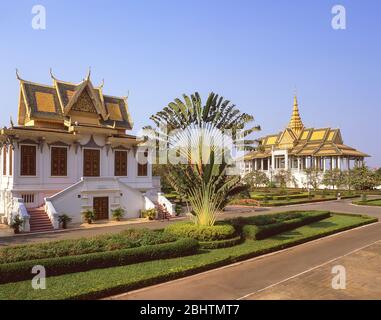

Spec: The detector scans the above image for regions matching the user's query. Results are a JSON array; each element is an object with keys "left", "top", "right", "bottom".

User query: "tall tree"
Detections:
[{"left": 146, "top": 92, "right": 260, "bottom": 226}]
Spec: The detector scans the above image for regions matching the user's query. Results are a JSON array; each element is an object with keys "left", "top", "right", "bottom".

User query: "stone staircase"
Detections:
[{"left": 28, "top": 207, "right": 54, "bottom": 233}]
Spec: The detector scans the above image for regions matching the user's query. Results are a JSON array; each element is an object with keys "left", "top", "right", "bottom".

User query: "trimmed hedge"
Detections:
[
  {"left": 164, "top": 222, "right": 236, "bottom": 241},
  {"left": 228, "top": 211, "right": 317, "bottom": 229},
  {"left": 242, "top": 211, "right": 331, "bottom": 240},
  {"left": 0, "top": 228, "right": 177, "bottom": 265},
  {"left": 251, "top": 193, "right": 309, "bottom": 201},
  {"left": 199, "top": 236, "right": 242, "bottom": 249},
  {"left": 0, "top": 238, "right": 199, "bottom": 285}
]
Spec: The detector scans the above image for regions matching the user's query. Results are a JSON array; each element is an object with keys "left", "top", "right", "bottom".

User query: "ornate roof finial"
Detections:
[
  {"left": 86, "top": 67, "right": 91, "bottom": 81},
  {"left": 15, "top": 68, "right": 23, "bottom": 81},
  {"left": 49, "top": 68, "right": 57, "bottom": 81},
  {"left": 99, "top": 78, "right": 104, "bottom": 89},
  {"left": 288, "top": 92, "right": 304, "bottom": 135}
]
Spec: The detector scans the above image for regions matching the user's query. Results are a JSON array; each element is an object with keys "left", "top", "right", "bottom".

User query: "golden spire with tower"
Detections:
[{"left": 288, "top": 94, "right": 304, "bottom": 136}]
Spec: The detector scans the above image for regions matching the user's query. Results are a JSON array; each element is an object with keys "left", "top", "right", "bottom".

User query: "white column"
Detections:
[
  {"left": 254, "top": 159, "right": 257, "bottom": 171},
  {"left": 323, "top": 157, "right": 326, "bottom": 172},
  {"left": 261, "top": 158, "right": 264, "bottom": 171},
  {"left": 338, "top": 157, "right": 341, "bottom": 170},
  {"left": 297, "top": 157, "right": 301, "bottom": 171},
  {"left": 285, "top": 153, "right": 288, "bottom": 170},
  {"left": 271, "top": 153, "right": 275, "bottom": 170}
]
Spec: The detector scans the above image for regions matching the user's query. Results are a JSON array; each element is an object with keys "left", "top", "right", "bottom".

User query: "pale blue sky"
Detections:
[{"left": 0, "top": 0, "right": 379, "bottom": 166}]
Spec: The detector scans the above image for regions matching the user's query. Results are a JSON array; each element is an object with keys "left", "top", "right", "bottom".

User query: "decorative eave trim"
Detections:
[{"left": 80, "top": 135, "right": 104, "bottom": 149}]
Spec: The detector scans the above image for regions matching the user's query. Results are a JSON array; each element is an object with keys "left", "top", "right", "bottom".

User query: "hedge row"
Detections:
[
  {"left": 242, "top": 211, "right": 331, "bottom": 240},
  {"left": 0, "top": 228, "right": 177, "bottom": 265},
  {"left": 251, "top": 193, "right": 309, "bottom": 201},
  {"left": 0, "top": 238, "right": 199, "bottom": 285},
  {"left": 199, "top": 236, "right": 243, "bottom": 249},
  {"left": 263, "top": 195, "right": 358, "bottom": 207},
  {"left": 164, "top": 222, "right": 236, "bottom": 241}
]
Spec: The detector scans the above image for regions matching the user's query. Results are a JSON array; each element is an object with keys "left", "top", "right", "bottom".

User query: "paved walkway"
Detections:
[
  {"left": 248, "top": 240, "right": 381, "bottom": 300},
  {"left": 108, "top": 222, "right": 381, "bottom": 300},
  {"left": 1, "top": 197, "right": 380, "bottom": 247}
]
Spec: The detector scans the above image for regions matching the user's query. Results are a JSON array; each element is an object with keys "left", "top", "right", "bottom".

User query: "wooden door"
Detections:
[
  {"left": 83, "top": 149, "right": 100, "bottom": 177},
  {"left": 93, "top": 197, "right": 109, "bottom": 220}
]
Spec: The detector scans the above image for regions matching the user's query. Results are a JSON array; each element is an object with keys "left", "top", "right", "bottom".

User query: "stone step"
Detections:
[{"left": 27, "top": 207, "right": 54, "bottom": 233}]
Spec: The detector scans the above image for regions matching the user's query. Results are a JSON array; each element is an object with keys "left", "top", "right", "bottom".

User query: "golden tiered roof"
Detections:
[
  {"left": 16, "top": 70, "right": 133, "bottom": 131},
  {"left": 245, "top": 96, "right": 369, "bottom": 160}
]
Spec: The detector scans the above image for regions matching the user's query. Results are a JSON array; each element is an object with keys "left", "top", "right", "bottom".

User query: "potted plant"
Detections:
[
  {"left": 10, "top": 215, "right": 23, "bottom": 234},
  {"left": 58, "top": 214, "right": 72, "bottom": 229},
  {"left": 111, "top": 208, "right": 125, "bottom": 221},
  {"left": 175, "top": 204, "right": 182, "bottom": 216},
  {"left": 82, "top": 209, "right": 95, "bottom": 224}
]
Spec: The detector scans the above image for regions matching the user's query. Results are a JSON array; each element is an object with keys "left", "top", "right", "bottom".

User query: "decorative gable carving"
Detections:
[
  {"left": 278, "top": 129, "right": 296, "bottom": 149},
  {"left": 71, "top": 89, "right": 97, "bottom": 114}
]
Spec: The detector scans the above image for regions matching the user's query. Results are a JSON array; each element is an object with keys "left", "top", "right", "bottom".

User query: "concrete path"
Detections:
[
  {"left": 108, "top": 222, "right": 381, "bottom": 300},
  {"left": 1, "top": 197, "right": 380, "bottom": 246}
]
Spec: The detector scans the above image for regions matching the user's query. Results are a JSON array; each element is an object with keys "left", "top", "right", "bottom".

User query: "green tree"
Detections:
[
  {"left": 304, "top": 168, "right": 322, "bottom": 191},
  {"left": 322, "top": 169, "right": 343, "bottom": 190},
  {"left": 274, "top": 169, "right": 296, "bottom": 189},
  {"left": 147, "top": 92, "right": 260, "bottom": 226},
  {"left": 350, "top": 167, "right": 378, "bottom": 190},
  {"left": 243, "top": 170, "right": 269, "bottom": 190}
]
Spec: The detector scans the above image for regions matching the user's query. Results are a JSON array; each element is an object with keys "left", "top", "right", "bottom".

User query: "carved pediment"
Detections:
[{"left": 71, "top": 89, "right": 97, "bottom": 114}]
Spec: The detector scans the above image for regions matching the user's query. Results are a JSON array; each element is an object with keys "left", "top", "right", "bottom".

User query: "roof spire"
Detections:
[
  {"left": 49, "top": 68, "right": 57, "bottom": 81},
  {"left": 288, "top": 92, "right": 304, "bottom": 135}
]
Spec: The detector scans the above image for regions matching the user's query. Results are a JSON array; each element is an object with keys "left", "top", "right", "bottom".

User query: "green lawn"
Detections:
[
  {"left": 0, "top": 213, "right": 376, "bottom": 300},
  {"left": 353, "top": 199, "right": 381, "bottom": 207}
]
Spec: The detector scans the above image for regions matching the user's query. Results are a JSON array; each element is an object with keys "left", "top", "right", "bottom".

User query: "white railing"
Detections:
[
  {"left": 45, "top": 200, "right": 60, "bottom": 229},
  {"left": 11, "top": 197, "right": 30, "bottom": 232},
  {"left": 46, "top": 179, "right": 84, "bottom": 202},
  {"left": 143, "top": 195, "right": 156, "bottom": 211}
]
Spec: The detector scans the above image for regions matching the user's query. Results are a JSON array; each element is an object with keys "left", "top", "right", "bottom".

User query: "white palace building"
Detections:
[
  {"left": 0, "top": 72, "right": 173, "bottom": 233},
  {"left": 243, "top": 95, "right": 369, "bottom": 188}
]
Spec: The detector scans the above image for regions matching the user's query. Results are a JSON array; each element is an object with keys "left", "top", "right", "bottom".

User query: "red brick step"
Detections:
[{"left": 27, "top": 207, "right": 54, "bottom": 233}]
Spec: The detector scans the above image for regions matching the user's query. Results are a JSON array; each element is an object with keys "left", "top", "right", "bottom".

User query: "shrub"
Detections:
[
  {"left": 229, "top": 199, "right": 261, "bottom": 206},
  {"left": 199, "top": 236, "right": 242, "bottom": 249},
  {"left": 0, "top": 238, "right": 199, "bottom": 284},
  {"left": 164, "top": 222, "right": 236, "bottom": 241},
  {"left": 141, "top": 208, "right": 157, "bottom": 220},
  {"left": 175, "top": 204, "right": 182, "bottom": 216},
  {"left": 111, "top": 208, "right": 125, "bottom": 221},
  {"left": 0, "top": 229, "right": 177, "bottom": 264},
  {"left": 242, "top": 211, "right": 331, "bottom": 240}
]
